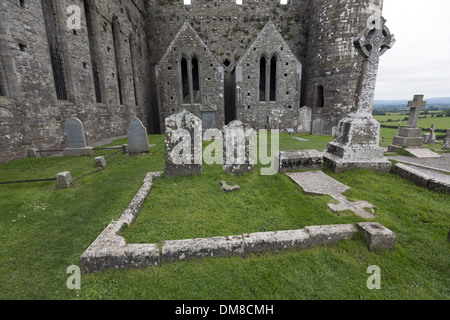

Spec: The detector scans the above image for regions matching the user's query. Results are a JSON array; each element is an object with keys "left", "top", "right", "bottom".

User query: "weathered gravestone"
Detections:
[
  {"left": 298, "top": 106, "right": 312, "bottom": 134},
  {"left": 165, "top": 110, "right": 202, "bottom": 178},
  {"left": 63, "top": 117, "right": 94, "bottom": 157},
  {"left": 428, "top": 125, "right": 436, "bottom": 144},
  {"left": 443, "top": 130, "right": 450, "bottom": 150},
  {"left": 388, "top": 95, "right": 426, "bottom": 152},
  {"left": 127, "top": 117, "right": 149, "bottom": 154},
  {"left": 324, "top": 17, "right": 395, "bottom": 173},
  {"left": 223, "top": 120, "right": 256, "bottom": 175}
]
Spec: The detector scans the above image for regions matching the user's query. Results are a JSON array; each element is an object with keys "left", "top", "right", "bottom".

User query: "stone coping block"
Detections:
[
  {"left": 95, "top": 156, "right": 107, "bottom": 169},
  {"left": 161, "top": 235, "right": 246, "bottom": 263},
  {"left": 356, "top": 222, "right": 396, "bottom": 251},
  {"left": 394, "top": 163, "right": 450, "bottom": 194}
]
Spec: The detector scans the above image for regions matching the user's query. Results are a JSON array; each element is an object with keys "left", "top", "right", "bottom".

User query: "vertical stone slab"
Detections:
[
  {"left": 65, "top": 117, "right": 87, "bottom": 148},
  {"left": 63, "top": 117, "right": 94, "bottom": 157},
  {"left": 222, "top": 120, "right": 256, "bottom": 175},
  {"left": 127, "top": 117, "right": 149, "bottom": 154},
  {"left": 165, "top": 110, "right": 202, "bottom": 178},
  {"left": 298, "top": 106, "right": 312, "bottom": 134}
]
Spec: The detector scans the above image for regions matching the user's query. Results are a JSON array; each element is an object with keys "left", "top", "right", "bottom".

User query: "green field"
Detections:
[
  {"left": 374, "top": 114, "right": 450, "bottom": 131},
  {"left": 0, "top": 133, "right": 449, "bottom": 300}
]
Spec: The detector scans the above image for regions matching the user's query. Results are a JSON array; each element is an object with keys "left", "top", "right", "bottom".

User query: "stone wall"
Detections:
[
  {"left": 0, "top": 0, "right": 152, "bottom": 163},
  {"left": 146, "top": 0, "right": 312, "bottom": 132},
  {"left": 234, "top": 21, "right": 302, "bottom": 130}
]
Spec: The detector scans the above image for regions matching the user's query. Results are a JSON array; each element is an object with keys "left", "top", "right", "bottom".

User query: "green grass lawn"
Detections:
[{"left": 0, "top": 133, "right": 449, "bottom": 300}]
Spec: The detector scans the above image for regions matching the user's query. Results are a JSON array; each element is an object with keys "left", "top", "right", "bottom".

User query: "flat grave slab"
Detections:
[
  {"left": 405, "top": 148, "right": 441, "bottom": 158},
  {"left": 286, "top": 171, "right": 376, "bottom": 219}
]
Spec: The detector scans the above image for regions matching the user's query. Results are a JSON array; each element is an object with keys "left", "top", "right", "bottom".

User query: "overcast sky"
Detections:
[{"left": 375, "top": 0, "right": 450, "bottom": 100}]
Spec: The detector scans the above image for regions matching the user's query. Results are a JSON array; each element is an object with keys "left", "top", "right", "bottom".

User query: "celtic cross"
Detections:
[{"left": 353, "top": 17, "right": 395, "bottom": 116}]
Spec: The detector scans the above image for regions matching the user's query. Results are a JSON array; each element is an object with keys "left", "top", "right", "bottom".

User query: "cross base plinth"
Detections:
[
  {"left": 324, "top": 116, "right": 391, "bottom": 173},
  {"left": 324, "top": 152, "right": 392, "bottom": 174}
]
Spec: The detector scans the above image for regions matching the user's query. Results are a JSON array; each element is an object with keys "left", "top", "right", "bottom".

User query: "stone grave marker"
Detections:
[
  {"left": 443, "top": 130, "right": 450, "bottom": 150},
  {"left": 286, "top": 171, "right": 376, "bottom": 219},
  {"left": 388, "top": 95, "right": 426, "bottom": 152},
  {"left": 428, "top": 125, "right": 436, "bottom": 144},
  {"left": 165, "top": 110, "right": 202, "bottom": 178},
  {"left": 323, "top": 17, "right": 395, "bottom": 173},
  {"left": 127, "top": 117, "right": 150, "bottom": 154},
  {"left": 298, "top": 106, "right": 312, "bottom": 134},
  {"left": 223, "top": 120, "right": 256, "bottom": 175},
  {"left": 63, "top": 117, "right": 94, "bottom": 157}
]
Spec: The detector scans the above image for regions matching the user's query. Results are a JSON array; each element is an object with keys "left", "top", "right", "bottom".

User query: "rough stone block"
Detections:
[
  {"left": 56, "top": 171, "right": 72, "bottom": 189},
  {"left": 305, "top": 225, "right": 358, "bottom": 247},
  {"left": 276, "top": 150, "right": 323, "bottom": 172},
  {"left": 357, "top": 222, "right": 396, "bottom": 251},
  {"left": 28, "top": 148, "right": 40, "bottom": 158},
  {"left": 95, "top": 156, "right": 107, "bottom": 169}
]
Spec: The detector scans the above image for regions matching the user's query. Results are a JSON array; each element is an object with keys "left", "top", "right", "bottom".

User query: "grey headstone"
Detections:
[
  {"left": 202, "top": 111, "right": 216, "bottom": 130},
  {"left": 127, "top": 117, "right": 149, "bottom": 154},
  {"left": 65, "top": 117, "right": 87, "bottom": 148},
  {"left": 223, "top": 120, "right": 256, "bottom": 175},
  {"left": 298, "top": 106, "right": 312, "bottom": 134},
  {"left": 165, "top": 110, "right": 202, "bottom": 178}
]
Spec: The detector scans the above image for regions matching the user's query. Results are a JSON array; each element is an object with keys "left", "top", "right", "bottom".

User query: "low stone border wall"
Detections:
[
  {"left": 81, "top": 172, "right": 396, "bottom": 274},
  {"left": 393, "top": 163, "right": 450, "bottom": 194}
]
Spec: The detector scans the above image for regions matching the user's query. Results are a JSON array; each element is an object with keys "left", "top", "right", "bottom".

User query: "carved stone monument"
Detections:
[
  {"left": 324, "top": 17, "right": 395, "bottom": 173},
  {"left": 63, "top": 117, "right": 94, "bottom": 157},
  {"left": 164, "top": 110, "right": 202, "bottom": 178},
  {"left": 222, "top": 120, "right": 256, "bottom": 175},
  {"left": 127, "top": 117, "right": 150, "bottom": 154},
  {"left": 442, "top": 130, "right": 450, "bottom": 150},
  {"left": 388, "top": 95, "right": 426, "bottom": 152}
]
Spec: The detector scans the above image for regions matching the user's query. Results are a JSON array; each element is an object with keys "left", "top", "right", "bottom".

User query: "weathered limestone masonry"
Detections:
[
  {"left": 234, "top": 21, "right": 302, "bottom": 130},
  {"left": 155, "top": 21, "right": 225, "bottom": 132},
  {"left": 2, "top": 0, "right": 386, "bottom": 163},
  {"left": 147, "top": 0, "right": 383, "bottom": 135},
  {"left": 0, "top": 0, "right": 152, "bottom": 163}
]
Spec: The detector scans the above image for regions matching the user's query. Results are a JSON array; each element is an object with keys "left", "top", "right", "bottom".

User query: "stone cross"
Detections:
[
  {"left": 353, "top": 17, "right": 395, "bottom": 116},
  {"left": 406, "top": 95, "right": 427, "bottom": 128},
  {"left": 429, "top": 124, "right": 436, "bottom": 144}
]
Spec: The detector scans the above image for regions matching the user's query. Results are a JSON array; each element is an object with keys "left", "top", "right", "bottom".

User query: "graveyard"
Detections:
[
  {"left": 0, "top": 0, "right": 449, "bottom": 303},
  {"left": 0, "top": 129, "right": 449, "bottom": 299}
]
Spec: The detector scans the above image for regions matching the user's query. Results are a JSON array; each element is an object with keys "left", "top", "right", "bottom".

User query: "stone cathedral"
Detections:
[{"left": 0, "top": 0, "right": 384, "bottom": 163}]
